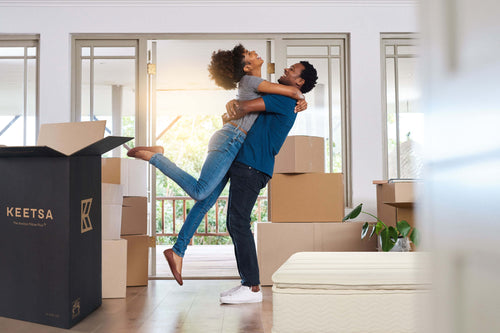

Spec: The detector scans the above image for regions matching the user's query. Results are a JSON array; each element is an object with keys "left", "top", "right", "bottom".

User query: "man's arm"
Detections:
[
  {"left": 225, "top": 96, "right": 307, "bottom": 120},
  {"left": 225, "top": 98, "right": 266, "bottom": 120}
]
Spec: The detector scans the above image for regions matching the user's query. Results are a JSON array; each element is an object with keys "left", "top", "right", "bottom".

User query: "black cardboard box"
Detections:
[{"left": 0, "top": 121, "right": 131, "bottom": 328}]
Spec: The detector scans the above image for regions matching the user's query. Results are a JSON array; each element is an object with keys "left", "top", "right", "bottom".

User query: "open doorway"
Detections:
[{"left": 149, "top": 39, "right": 270, "bottom": 278}]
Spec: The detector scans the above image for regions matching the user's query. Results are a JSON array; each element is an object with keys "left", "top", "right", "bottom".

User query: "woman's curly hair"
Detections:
[{"left": 208, "top": 44, "right": 246, "bottom": 90}]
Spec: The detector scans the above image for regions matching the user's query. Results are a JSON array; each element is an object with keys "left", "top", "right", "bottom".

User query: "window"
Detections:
[
  {"left": 382, "top": 34, "right": 422, "bottom": 179},
  {"left": 73, "top": 39, "right": 138, "bottom": 157},
  {"left": 0, "top": 35, "right": 39, "bottom": 146},
  {"left": 277, "top": 36, "right": 351, "bottom": 206}
]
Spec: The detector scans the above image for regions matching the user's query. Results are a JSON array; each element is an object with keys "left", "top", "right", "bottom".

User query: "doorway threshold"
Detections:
[{"left": 152, "top": 244, "right": 239, "bottom": 280}]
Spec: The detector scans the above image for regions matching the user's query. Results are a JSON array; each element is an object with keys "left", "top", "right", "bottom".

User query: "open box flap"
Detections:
[
  {"left": 72, "top": 136, "right": 133, "bottom": 156},
  {"left": 37, "top": 121, "right": 106, "bottom": 155},
  {"left": 384, "top": 202, "right": 414, "bottom": 208},
  {"left": 0, "top": 146, "right": 66, "bottom": 157}
]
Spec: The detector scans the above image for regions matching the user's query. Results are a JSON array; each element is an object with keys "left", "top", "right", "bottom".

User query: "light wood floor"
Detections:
[
  {"left": 0, "top": 280, "right": 273, "bottom": 333},
  {"left": 155, "top": 245, "right": 239, "bottom": 279}
]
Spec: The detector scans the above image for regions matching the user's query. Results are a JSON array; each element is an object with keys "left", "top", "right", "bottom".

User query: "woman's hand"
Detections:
[{"left": 294, "top": 99, "right": 308, "bottom": 113}]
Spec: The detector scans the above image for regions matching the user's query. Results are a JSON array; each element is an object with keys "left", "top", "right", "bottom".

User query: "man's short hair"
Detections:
[{"left": 299, "top": 61, "right": 318, "bottom": 94}]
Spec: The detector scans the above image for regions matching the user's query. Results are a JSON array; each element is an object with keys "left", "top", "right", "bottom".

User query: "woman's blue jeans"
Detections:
[{"left": 149, "top": 123, "right": 246, "bottom": 257}]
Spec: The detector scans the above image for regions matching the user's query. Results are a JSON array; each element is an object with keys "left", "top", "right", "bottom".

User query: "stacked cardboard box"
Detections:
[
  {"left": 102, "top": 158, "right": 149, "bottom": 287},
  {"left": 373, "top": 180, "right": 415, "bottom": 227},
  {"left": 102, "top": 158, "right": 148, "bottom": 197},
  {"left": 102, "top": 238, "right": 127, "bottom": 298},
  {"left": 102, "top": 183, "right": 123, "bottom": 240},
  {"left": 268, "top": 135, "right": 345, "bottom": 222},
  {"left": 101, "top": 183, "right": 127, "bottom": 298},
  {"left": 257, "top": 135, "right": 376, "bottom": 285},
  {"left": 256, "top": 222, "right": 377, "bottom": 285},
  {"left": 0, "top": 121, "right": 130, "bottom": 328}
]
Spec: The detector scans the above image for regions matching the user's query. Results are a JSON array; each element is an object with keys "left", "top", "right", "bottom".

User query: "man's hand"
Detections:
[
  {"left": 225, "top": 99, "right": 245, "bottom": 120},
  {"left": 221, "top": 113, "right": 230, "bottom": 124},
  {"left": 294, "top": 99, "right": 308, "bottom": 113}
]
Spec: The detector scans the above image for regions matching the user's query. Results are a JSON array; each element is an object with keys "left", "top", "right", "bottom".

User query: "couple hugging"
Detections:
[{"left": 128, "top": 44, "right": 318, "bottom": 304}]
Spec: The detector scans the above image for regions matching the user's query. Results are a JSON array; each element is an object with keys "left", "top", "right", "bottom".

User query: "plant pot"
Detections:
[{"left": 378, "top": 236, "right": 412, "bottom": 252}]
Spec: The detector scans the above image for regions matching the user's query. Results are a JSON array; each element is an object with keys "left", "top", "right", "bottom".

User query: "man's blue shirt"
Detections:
[{"left": 235, "top": 94, "right": 297, "bottom": 177}]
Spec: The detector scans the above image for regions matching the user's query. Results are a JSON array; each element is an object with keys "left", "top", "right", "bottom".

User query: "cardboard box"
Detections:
[
  {"left": 121, "top": 235, "right": 149, "bottom": 286},
  {"left": 102, "top": 183, "right": 123, "bottom": 205},
  {"left": 121, "top": 196, "right": 147, "bottom": 235},
  {"left": 102, "top": 239, "right": 127, "bottom": 298},
  {"left": 102, "top": 183, "right": 123, "bottom": 240},
  {"left": 385, "top": 202, "right": 415, "bottom": 228},
  {"left": 256, "top": 222, "right": 377, "bottom": 286},
  {"left": 0, "top": 121, "right": 131, "bottom": 328},
  {"left": 102, "top": 205, "right": 122, "bottom": 240},
  {"left": 274, "top": 135, "right": 325, "bottom": 173},
  {"left": 268, "top": 173, "right": 344, "bottom": 222},
  {"left": 373, "top": 180, "right": 415, "bottom": 227},
  {"left": 102, "top": 158, "right": 148, "bottom": 197}
]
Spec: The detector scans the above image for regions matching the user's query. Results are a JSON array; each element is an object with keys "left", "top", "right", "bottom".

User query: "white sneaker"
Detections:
[
  {"left": 220, "top": 284, "right": 243, "bottom": 297},
  {"left": 220, "top": 286, "right": 262, "bottom": 304}
]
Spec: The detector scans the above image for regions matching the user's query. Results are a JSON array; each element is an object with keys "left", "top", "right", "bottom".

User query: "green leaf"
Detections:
[
  {"left": 369, "top": 225, "right": 376, "bottom": 238},
  {"left": 410, "top": 228, "right": 420, "bottom": 246},
  {"left": 388, "top": 226, "right": 399, "bottom": 243},
  {"left": 380, "top": 228, "right": 397, "bottom": 252},
  {"left": 343, "top": 203, "right": 363, "bottom": 221},
  {"left": 361, "top": 222, "right": 369, "bottom": 239},
  {"left": 396, "top": 220, "right": 411, "bottom": 238},
  {"left": 374, "top": 221, "right": 385, "bottom": 235}
]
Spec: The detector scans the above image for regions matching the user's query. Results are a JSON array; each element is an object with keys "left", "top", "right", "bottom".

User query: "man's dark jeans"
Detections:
[{"left": 227, "top": 161, "right": 271, "bottom": 287}]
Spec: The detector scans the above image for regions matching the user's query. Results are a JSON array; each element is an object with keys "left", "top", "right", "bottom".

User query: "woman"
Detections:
[{"left": 127, "top": 44, "right": 306, "bottom": 285}]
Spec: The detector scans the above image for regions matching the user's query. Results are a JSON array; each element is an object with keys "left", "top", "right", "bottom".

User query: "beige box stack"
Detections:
[
  {"left": 256, "top": 222, "right": 377, "bottom": 285},
  {"left": 258, "top": 135, "right": 376, "bottom": 285},
  {"left": 102, "top": 158, "right": 149, "bottom": 287},
  {"left": 102, "top": 183, "right": 123, "bottom": 240},
  {"left": 102, "top": 239, "right": 127, "bottom": 298},
  {"left": 268, "top": 135, "right": 345, "bottom": 222},
  {"left": 101, "top": 183, "right": 127, "bottom": 298}
]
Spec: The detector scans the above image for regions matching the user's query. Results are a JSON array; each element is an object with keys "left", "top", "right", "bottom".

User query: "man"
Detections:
[{"left": 219, "top": 61, "right": 318, "bottom": 304}]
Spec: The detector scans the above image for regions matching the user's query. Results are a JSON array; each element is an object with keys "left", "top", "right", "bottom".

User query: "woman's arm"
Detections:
[{"left": 257, "top": 81, "right": 304, "bottom": 100}]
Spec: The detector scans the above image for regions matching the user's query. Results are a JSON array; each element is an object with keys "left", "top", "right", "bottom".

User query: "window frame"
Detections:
[
  {"left": 72, "top": 39, "right": 139, "bottom": 153},
  {"left": 275, "top": 35, "right": 351, "bottom": 207},
  {"left": 381, "top": 33, "right": 419, "bottom": 179},
  {"left": 0, "top": 34, "right": 40, "bottom": 145}
]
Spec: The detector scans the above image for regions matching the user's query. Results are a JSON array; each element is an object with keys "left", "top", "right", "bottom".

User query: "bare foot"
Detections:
[
  {"left": 163, "top": 249, "right": 183, "bottom": 286},
  {"left": 127, "top": 146, "right": 164, "bottom": 158}
]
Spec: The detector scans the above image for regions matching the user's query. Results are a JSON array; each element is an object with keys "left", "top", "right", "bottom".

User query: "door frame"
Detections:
[{"left": 71, "top": 33, "right": 350, "bottom": 277}]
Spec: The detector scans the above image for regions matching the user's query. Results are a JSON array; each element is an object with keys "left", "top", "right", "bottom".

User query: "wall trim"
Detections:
[{"left": 0, "top": 0, "right": 417, "bottom": 7}]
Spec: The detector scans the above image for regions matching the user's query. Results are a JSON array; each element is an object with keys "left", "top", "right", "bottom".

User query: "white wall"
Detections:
[{"left": 0, "top": 0, "right": 418, "bottom": 214}]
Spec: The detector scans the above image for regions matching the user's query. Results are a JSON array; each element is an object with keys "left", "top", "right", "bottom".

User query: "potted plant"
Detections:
[{"left": 343, "top": 203, "right": 420, "bottom": 252}]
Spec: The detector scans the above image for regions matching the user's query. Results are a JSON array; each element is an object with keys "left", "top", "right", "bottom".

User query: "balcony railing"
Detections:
[{"left": 156, "top": 196, "right": 267, "bottom": 237}]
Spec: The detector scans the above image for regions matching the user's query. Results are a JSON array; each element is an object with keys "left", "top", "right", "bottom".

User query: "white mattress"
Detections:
[{"left": 272, "top": 252, "right": 431, "bottom": 333}]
